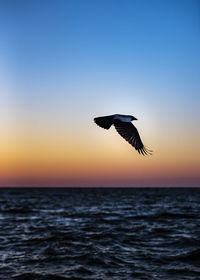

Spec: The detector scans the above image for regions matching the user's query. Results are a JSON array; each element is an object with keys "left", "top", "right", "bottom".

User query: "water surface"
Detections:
[{"left": 0, "top": 188, "right": 200, "bottom": 280}]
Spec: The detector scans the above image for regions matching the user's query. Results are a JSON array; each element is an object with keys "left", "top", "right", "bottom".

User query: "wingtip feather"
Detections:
[{"left": 137, "top": 146, "right": 153, "bottom": 156}]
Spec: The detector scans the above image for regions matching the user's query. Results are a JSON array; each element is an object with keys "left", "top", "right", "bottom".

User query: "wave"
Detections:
[{"left": 12, "top": 273, "right": 88, "bottom": 280}]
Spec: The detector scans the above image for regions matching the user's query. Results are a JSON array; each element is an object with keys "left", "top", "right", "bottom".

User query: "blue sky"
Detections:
[{"left": 3, "top": 0, "right": 199, "bottom": 110}]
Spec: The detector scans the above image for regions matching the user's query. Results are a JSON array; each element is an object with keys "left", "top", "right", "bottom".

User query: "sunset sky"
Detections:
[{"left": 0, "top": 0, "right": 200, "bottom": 187}]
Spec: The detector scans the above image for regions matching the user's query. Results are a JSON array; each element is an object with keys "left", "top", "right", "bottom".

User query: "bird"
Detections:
[{"left": 94, "top": 114, "right": 152, "bottom": 156}]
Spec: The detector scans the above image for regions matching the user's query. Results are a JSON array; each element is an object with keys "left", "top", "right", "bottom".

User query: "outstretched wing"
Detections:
[
  {"left": 114, "top": 120, "right": 152, "bottom": 155},
  {"left": 94, "top": 115, "right": 114, "bottom": 129}
]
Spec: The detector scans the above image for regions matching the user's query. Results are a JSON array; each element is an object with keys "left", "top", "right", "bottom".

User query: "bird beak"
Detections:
[{"left": 133, "top": 117, "right": 137, "bottom": 120}]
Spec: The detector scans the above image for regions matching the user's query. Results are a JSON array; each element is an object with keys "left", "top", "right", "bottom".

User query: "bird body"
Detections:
[
  {"left": 94, "top": 114, "right": 152, "bottom": 156},
  {"left": 113, "top": 114, "right": 136, "bottom": 122}
]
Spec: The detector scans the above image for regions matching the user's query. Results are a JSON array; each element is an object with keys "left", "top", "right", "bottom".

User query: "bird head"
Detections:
[{"left": 131, "top": 116, "right": 137, "bottom": 121}]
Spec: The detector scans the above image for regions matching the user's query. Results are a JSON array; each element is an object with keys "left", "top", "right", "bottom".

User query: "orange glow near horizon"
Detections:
[{"left": 1, "top": 121, "right": 200, "bottom": 187}]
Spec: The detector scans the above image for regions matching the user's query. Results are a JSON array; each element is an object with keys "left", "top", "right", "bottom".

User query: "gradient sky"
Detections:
[{"left": 0, "top": 0, "right": 200, "bottom": 187}]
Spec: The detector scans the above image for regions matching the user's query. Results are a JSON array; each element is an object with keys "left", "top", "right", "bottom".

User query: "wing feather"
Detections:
[{"left": 114, "top": 120, "right": 152, "bottom": 156}]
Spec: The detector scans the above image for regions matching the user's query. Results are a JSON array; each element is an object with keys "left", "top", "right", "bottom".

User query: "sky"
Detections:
[{"left": 0, "top": 0, "right": 200, "bottom": 187}]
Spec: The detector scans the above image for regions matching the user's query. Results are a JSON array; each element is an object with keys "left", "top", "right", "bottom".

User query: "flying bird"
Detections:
[{"left": 94, "top": 114, "right": 152, "bottom": 156}]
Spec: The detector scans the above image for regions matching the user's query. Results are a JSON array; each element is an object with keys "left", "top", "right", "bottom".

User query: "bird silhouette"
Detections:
[{"left": 94, "top": 114, "right": 152, "bottom": 156}]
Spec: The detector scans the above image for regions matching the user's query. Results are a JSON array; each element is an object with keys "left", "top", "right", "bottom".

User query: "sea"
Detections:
[{"left": 0, "top": 187, "right": 200, "bottom": 280}]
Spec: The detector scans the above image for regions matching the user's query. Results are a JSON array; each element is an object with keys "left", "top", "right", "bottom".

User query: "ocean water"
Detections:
[{"left": 0, "top": 188, "right": 200, "bottom": 280}]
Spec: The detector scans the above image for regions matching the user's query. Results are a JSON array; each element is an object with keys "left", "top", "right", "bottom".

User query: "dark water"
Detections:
[{"left": 0, "top": 188, "right": 200, "bottom": 280}]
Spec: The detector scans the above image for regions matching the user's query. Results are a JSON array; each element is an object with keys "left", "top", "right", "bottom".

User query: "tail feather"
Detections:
[{"left": 94, "top": 116, "right": 113, "bottom": 129}]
